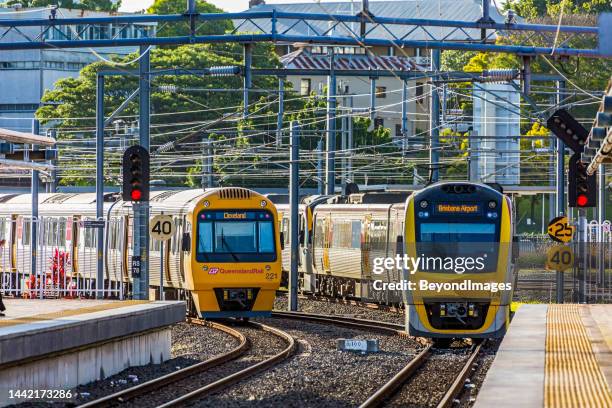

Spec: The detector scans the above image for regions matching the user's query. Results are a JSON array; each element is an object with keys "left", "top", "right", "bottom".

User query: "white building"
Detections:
[
  {"left": 0, "top": 6, "right": 156, "bottom": 133},
  {"left": 238, "top": 0, "right": 507, "bottom": 144}
]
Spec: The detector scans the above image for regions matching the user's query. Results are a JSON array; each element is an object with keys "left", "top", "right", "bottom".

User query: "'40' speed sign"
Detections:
[{"left": 150, "top": 214, "right": 175, "bottom": 241}]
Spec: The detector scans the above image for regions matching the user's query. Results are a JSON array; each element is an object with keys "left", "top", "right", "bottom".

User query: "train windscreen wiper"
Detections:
[{"left": 221, "top": 231, "right": 239, "bottom": 262}]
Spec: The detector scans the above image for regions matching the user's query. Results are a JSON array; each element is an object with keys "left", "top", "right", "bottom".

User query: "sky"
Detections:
[{"left": 119, "top": 0, "right": 347, "bottom": 13}]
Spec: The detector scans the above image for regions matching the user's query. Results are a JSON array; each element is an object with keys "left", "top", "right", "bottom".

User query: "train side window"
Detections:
[
  {"left": 0, "top": 218, "right": 5, "bottom": 240},
  {"left": 23, "top": 219, "right": 31, "bottom": 245},
  {"left": 351, "top": 220, "right": 361, "bottom": 248},
  {"left": 313, "top": 217, "right": 324, "bottom": 248}
]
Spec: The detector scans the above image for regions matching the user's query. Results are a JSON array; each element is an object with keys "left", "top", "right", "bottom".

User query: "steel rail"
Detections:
[
  {"left": 156, "top": 321, "right": 297, "bottom": 408},
  {"left": 271, "top": 310, "right": 406, "bottom": 335},
  {"left": 77, "top": 320, "right": 248, "bottom": 408},
  {"left": 359, "top": 344, "right": 433, "bottom": 408},
  {"left": 436, "top": 342, "right": 484, "bottom": 408}
]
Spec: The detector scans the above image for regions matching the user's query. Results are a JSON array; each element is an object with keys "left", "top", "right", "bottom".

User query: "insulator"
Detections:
[
  {"left": 481, "top": 69, "right": 517, "bottom": 83},
  {"left": 596, "top": 112, "right": 612, "bottom": 127},
  {"left": 208, "top": 66, "right": 240, "bottom": 77},
  {"left": 156, "top": 141, "right": 175, "bottom": 153},
  {"left": 159, "top": 85, "right": 178, "bottom": 93}
]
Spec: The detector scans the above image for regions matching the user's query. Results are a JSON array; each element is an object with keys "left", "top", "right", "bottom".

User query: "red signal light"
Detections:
[
  {"left": 576, "top": 194, "right": 589, "bottom": 207},
  {"left": 131, "top": 189, "right": 142, "bottom": 201}
]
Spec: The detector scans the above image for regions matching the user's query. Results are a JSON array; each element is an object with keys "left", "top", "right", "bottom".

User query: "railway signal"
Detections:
[
  {"left": 568, "top": 153, "right": 596, "bottom": 208},
  {"left": 122, "top": 145, "right": 150, "bottom": 202},
  {"left": 546, "top": 109, "right": 589, "bottom": 153}
]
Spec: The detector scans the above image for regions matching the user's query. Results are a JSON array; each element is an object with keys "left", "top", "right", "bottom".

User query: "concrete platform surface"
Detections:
[
  {"left": 0, "top": 298, "right": 185, "bottom": 366},
  {"left": 475, "top": 304, "right": 612, "bottom": 408}
]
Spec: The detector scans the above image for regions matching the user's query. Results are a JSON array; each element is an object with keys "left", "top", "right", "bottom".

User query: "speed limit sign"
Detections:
[
  {"left": 150, "top": 214, "right": 175, "bottom": 241},
  {"left": 546, "top": 245, "right": 574, "bottom": 272}
]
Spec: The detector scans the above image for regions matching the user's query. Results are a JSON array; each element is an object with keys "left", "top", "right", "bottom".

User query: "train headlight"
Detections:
[
  {"left": 265, "top": 265, "right": 271, "bottom": 271},
  {"left": 203, "top": 200, "right": 210, "bottom": 208},
  {"left": 488, "top": 200, "right": 497, "bottom": 209},
  {"left": 440, "top": 304, "right": 446, "bottom": 316},
  {"left": 203, "top": 265, "right": 209, "bottom": 272},
  {"left": 420, "top": 200, "right": 428, "bottom": 208},
  {"left": 260, "top": 200, "right": 267, "bottom": 207}
]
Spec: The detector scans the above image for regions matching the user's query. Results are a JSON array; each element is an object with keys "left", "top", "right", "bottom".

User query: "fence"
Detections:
[
  {"left": 516, "top": 220, "right": 612, "bottom": 303},
  {"left": 0, "top": 216, "right": 126, "bottom": 299}
]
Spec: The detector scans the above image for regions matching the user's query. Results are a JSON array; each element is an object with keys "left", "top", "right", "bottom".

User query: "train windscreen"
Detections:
[
  {"left": 196, "top": 210, "right": 276, "bottom": 262},
  {"left": 419, "top": 223, "right": 496, "bottom": 242}
]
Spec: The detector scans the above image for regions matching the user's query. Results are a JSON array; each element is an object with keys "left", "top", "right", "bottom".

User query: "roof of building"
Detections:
[
  {"left": 281, "top": 48, "right": 425, "bottom": 71},
  {"left": 0, "top": 6, "right": 154, "bottom": 22},
  {"left": 238, "top": 0, "right": 505, "bottom": 42}
]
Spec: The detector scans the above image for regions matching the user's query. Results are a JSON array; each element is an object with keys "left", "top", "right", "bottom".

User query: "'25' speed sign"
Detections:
[{"left": 150, "top": 214, "right": 175, "bottom": 241}]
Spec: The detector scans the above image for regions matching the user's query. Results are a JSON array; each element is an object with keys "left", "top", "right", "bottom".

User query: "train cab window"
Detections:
[
  {"left": 195, "top": 210, "right": 276, "bottom": 262},
  {"left": 418, "top": 223, "right": 498, "bottom": 270},
  {"left": 23, "top": 219, "right": 31, "bottom": 245},
  {"left": 419, "top": 223, "right": 495, "bottom": 242}
]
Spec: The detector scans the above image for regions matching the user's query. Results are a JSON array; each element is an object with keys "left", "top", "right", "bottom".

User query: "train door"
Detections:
[{"left": 323, "top": 216, "right": 331, "bottom": 273}]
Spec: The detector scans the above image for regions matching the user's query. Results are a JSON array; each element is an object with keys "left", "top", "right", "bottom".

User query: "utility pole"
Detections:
[
  {"left": 326, "top": 47, "right": 336, "bottom": 195},
  {"left": 348, "top": 96, "right": 353, "bottom": 183},
  {"left": 430, "top": 50, "right": 441, "bottom": 182},
  {"left": 402, "top": 79, "right": 408, "bottom": 153},
  {"left": 369, "top": 76, "right": 376, "bottom": 130},
  {"left": 277, "top": 77, "right": 285, "bottom": 147},
  {"left": 289, "top": 122, "right": 299, "bottom": 311},
  {"left": 201, "top": 135, "right": 213, "bottom": 189},
  {"left": 555, "top": 80, "right": 566, "bottom": 303},
  {"left": 243, "top": 44, "right": 252, "bottom": 118},
  {"left": 95, "top": 75, "right": 105, "bottom": 299},
  {"left": 133, "top": 45, "right": 150, "bottom": 300},
  {"left": 31, "top": 119, "right": 40, "bottom": 299},
  {"left": 597, "top": 164, "right": 605, "bottom": 286},
  {"left": 317, "top": 139, "right": 324, "bottom": 195}
]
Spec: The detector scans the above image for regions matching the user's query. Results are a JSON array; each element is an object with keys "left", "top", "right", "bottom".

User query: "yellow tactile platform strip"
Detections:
[
  {"left": 545, "top": 304, "right": 612, "bottom": 408},
  {"left": 0, "top": 300, "right": 149, "bottom": 329}
]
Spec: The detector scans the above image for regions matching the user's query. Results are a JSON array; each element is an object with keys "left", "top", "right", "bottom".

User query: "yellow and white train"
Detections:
[
  {"left": 0, "top": 187, "right": 283, "bottom": 318},
  {"left": 276, "top": 182, "right": 516, "bottom": 339}
]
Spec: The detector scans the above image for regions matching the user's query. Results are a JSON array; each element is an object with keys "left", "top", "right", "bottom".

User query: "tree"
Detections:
[
  {"left": 147, "top": 0, "right": 232, "bottom": 37},
  {"left": 7, "top": 0, "right": 120, "bottom": 11},
  {"left": 36, "top": 42, "right": 281, "bottom": 186}
]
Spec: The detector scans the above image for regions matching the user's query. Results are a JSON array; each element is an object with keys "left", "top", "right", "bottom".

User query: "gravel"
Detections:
[
  {"left": 387, "top": 342, "right": 473, "bottom": 408},
  {"left": 275, "top": 294, "right": 405, "bottom": 325},
  {"left": 458, "top": 339, "right": 502, "bottom": 408},
  {"left": 189, "top": 316, "right": 423, "bottom": 408},
  {"left": 10, "top": 322, "right": 240, "bottom": 408},
  {"left": 123, "top": 323, "right": 288, "bottom": 407}
]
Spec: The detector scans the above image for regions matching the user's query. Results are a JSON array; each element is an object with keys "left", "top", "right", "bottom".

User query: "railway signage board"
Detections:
[
  {"left": 547, "top": 216, "right": 575, "bottom": 243},
  {"left": 81, "top": 220, "right": 105, "bottom": 229},
  {"left": 546, "top": 245, "right": 574, "bottom": 272},
  {"left": 336, "top": 338, "right": 379, "bottom": 353},
  {"left": 150, "top": 215, "right": 175, "bottom": 241},
  {"left": 131, "top": 256, "right": 142, "bottom": 278}
]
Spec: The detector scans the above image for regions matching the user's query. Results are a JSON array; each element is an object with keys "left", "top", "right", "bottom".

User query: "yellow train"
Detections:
[
  {"left": 275, "top": 182, "right": 515, "bottom": 339},
  {"left": 404, "top": 182, "right": 515, "bottom": 339},
  {"left": 0, "top": 187, "right": 282, "bottom": 319}
]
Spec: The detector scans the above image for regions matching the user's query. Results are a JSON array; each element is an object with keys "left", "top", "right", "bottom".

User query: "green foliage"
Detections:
[
  {"left": 7, "top": 0, "right": 119, "bottom": 11},
  {"left": 36, "top": 42, "right": 280, "bottom": 186},
  {"left": 147, "top": 0, "right": 232, "bottom": 37}
]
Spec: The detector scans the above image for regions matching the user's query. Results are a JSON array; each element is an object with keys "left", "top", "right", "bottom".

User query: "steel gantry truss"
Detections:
[{"left": 0, "top": 1, "right": 609, "bottom": 58}]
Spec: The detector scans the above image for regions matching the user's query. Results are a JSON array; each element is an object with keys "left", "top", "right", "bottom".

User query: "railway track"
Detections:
[
  {"left": 78, "top": 318, "right": 296, "bottom": 408},
  {"left": 363, "top": 341, "right": 483, "bottom": 408},
  {"left": 272, "top": 310, "right": 483, "bottom": 408}
]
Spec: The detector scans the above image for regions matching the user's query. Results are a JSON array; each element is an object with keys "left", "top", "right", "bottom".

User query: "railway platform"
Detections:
[
  {"left": 0, "top": 298, "right": 184, "bottom": 406},
  {"left": 475, "top": 304, "right": 612, "bottom": 408}
]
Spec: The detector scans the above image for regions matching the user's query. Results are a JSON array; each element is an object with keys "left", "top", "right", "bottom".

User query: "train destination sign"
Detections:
[
  {"left": 436, "top": 203, "right": 480, "bottom": 214},
  {"left": 547, "top": 216, "right": 575, "bottom": 243}
]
